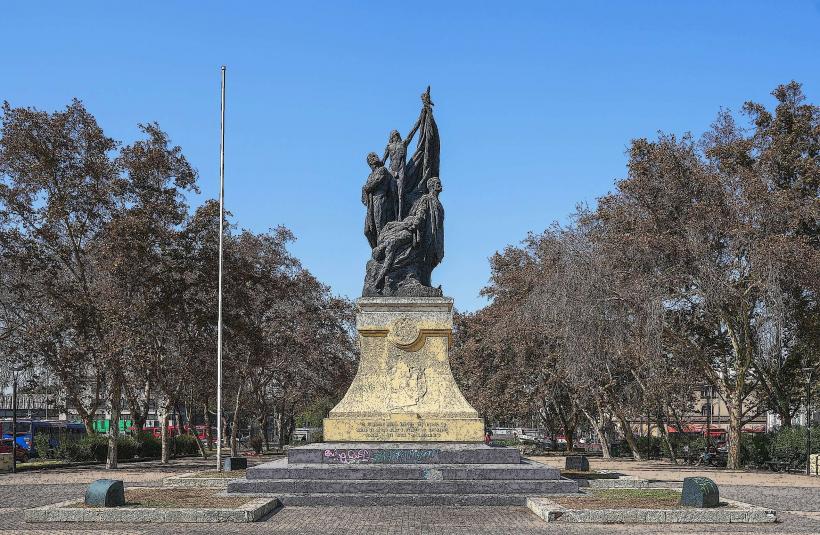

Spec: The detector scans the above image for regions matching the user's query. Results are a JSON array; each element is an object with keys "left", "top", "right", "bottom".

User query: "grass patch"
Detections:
[
  {"left": 186, "top": 470, "right": 246, "bottom": 479},
  {"left": 555, "top": 489, "right": 686, "bottom": 509},
  {"left": 16, "top": 460, "right": 76, "bottom": 471},
  {"left": 69, "top": 488, "right": 254, "bottom": 509}
]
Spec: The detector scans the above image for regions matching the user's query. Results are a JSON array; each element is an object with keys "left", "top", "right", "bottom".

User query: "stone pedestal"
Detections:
[
  {"left": 323, "top": 297, "right": 484, "bottom": 442},
  {"left": 228, "top": 296, "right": 579, "bottom": 505}
]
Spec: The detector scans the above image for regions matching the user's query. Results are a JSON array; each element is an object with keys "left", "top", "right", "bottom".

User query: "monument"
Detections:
[
  {"left": 227, "top": 89, "right": 576, "bottom": 505},
  {"left": 324, "top": 87, "right": 484, "bottom": 443}
]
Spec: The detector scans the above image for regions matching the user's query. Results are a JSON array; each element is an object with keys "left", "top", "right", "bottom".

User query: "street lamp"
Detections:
[
  {"left": 803, "top": 367, "right": 815, "bottom": 476},
  {"left": 9, "top": 359, "right": 26, "bottom": 474}
]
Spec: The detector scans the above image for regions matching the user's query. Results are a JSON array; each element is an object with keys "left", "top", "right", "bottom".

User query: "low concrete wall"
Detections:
[
  {"left": 527, "top": 496, "right": 777, "bottom": 524},
  {"left": 26, "top": 497, "right": 280, "bottom": 523}
]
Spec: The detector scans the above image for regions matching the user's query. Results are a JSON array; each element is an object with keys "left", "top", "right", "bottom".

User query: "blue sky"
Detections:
[{"left": 4, "top": 1, "right": 820, "bottom": 310}]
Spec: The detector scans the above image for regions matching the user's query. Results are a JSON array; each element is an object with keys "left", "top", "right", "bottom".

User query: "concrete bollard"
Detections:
[
  {"left": 223, "top": 456, "right": 247, "bottom": 471},
  {"left": 680, "top": 476, "right": 719, "bottom": 508},
  {"left": 0, "top": 453, "right": 11, "bottom": 473},
  {"left": 565, "top": 455, "right": 590, "bottom": 472},
  {"left": 85, "top": 479, "right": 125, "bottom": 507}
]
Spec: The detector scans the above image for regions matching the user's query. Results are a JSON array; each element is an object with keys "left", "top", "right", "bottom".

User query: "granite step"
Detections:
[
  {"left": 247, "top": 458, "right": 560, "bottom": 481},
  {"left": 287, "top": 442, "right": 521, "bottom": 465},
  {"left": 273, "top": 493, "right": 540, "bottom": 506},
  {"left": 227, "top": 477, "right": 578, "bottom": 495}
]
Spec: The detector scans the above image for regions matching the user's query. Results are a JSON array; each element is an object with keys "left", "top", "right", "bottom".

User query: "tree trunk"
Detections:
[
  {"left": 278, "top": 404, "right": 287, "bottom": 447},
  {"left": 777, "top": 403, "right": 792, "bottom": 427},
  {"left": 724, "top": 313, "right": 752, "bottom": 470},
  {"left": 221, "top": 413, "right": 228, "bottom": 450},
  {"left": 230, "top": 383, "right": 243, "bottom": 457},
  {"left": 204, "top": 402, "right": 213, "bottom": 450},
  {"left": 284, "top": 400, "right": 298, "bottom": 445},
  {"left": 71, "top": 391, "right": 97, "bottom": 435},
  {"left": 581, "top": 407, "right": 611, "bottom": 458},
  {"left": 106, "top": 379, "right": 121, "bottom": 470},
  {"left": 564, "top": 427, "right": 575, "bottom": 454},
  {"left": 554, "top": 399, "right": 576, "bottom": 454},
  {"left": 178, "top": 402, "right": 207, "bottom": 459},
  {"left": 160, "top": 400, "right": 173, "bottom": 464},
  {"left": 126, "top": 378, "right": 151, "bottom": 434},
  {"left": 191, "top": 426, "right": 207, "bottom": 459},
  {"left": 615, "top": 411, "right": 643, "bottom": 461},
  {"left": 259, "top": 415, "right": 269, "bottom": 451},
  {"left": 656, "top": 414, "right": 677, "bottom": 464},
  {"left": 277, "top": 404, "right": 297, "bottom": 447},
  {"left": 727, "top": 397, "right": 743, "bottom": 469}
]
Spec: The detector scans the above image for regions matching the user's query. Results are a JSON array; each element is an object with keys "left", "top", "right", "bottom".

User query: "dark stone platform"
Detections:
[
  {"left": 227, "top": 442, "right": 577, "bottom": 506},
  {"left": 286, "top": 442, "right": 521, "bottom": 465}
]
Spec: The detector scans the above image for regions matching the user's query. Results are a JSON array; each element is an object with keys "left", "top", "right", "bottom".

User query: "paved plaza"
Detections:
[{"left": 1, "top": 456, "right": 819, "bottom": 534}]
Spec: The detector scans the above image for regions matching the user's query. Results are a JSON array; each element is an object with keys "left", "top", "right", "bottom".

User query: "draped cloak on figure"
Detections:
[
  {"left": 408, "top": 185, "right": 444, "bottom": 286},
  {"left": 362, "top": 165, "right": 397, "bottom": 249},
  {"left": 366, "top": 186, "right": 444, "bottom": 292}
]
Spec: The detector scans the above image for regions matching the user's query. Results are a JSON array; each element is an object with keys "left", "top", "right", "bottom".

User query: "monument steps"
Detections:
[
  {"left": 227, "top": 476, "right": 578, "bottom": 495},
  {"left": 247, "top": 458, "right": 560, "bottom": 481},
  {"left": 227, "top": 444, "right": 579, "bottom": 506},
  {"left": 265, "top": 492, "right": 562, "bottom": 506}
]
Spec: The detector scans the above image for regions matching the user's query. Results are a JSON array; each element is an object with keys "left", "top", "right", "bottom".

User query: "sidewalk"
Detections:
[
  {"left": 1, "top": 454, "right": 819, "bottom": 534},
  {"left": 529, "top": 456, "right": 820, "bottom": 488}
]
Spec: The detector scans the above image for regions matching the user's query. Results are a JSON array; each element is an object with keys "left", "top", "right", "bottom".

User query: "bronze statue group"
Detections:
[{"left": 361, "top": 88, "right": 445, "bottom": 297}]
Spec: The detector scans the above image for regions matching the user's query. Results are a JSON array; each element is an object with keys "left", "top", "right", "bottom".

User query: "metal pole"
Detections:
[
  {"left": 216, "top": 65, "right": 226, "bottom": 471},
  {"left": 705, "top": 386, "right": 712, "bottom": 446},
  {"left": 11, "top": 374, "right": 17, "bottom": 474},
  {"left": 807, "top": 370, "right": 813, "bottom": 476}
]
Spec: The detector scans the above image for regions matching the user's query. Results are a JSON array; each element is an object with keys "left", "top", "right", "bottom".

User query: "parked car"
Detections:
[
  {"left": 0, "top": 437, "right": 29, "bottom": 463},
  {"left": 537, "top": 438, "right": 555, "bottom": 449}
]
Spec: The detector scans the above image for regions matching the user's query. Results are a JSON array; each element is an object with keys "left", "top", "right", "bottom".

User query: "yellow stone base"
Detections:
[{"left": 324, "top": 297, "right": 484, "bottom": 443}]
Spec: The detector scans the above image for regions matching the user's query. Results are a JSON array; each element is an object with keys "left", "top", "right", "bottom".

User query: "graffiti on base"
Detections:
[
  {"left": 323, "top": 449, "right": 372, "bottom": 464},
  {"left": 372, "top": 449, "right": 436, "bottom": 463},
  {"left": 322, "top": 448, "right": 437, "bottom": 464}
]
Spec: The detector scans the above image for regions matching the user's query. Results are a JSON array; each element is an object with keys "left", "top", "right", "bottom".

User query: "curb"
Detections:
[
  {"left": 527, "top": 496, "right": 777, "bottom": 523},
  {"left": 25, "top": 497, "right": 280, "bottom": 523}
]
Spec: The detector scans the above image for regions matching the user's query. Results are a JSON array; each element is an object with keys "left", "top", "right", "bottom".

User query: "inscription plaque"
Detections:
[{"left": 353, "top": 421, "right": 449, "bottom": 441}]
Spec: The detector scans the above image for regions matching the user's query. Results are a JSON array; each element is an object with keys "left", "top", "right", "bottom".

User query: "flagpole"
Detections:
[{"left": 216, "top": 65, "right": 226, "bottom": 471}]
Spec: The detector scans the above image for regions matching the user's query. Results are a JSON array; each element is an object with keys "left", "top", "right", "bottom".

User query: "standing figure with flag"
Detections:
[{"left": 382, "top": 88, "right": 431, "bottom": 219}]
